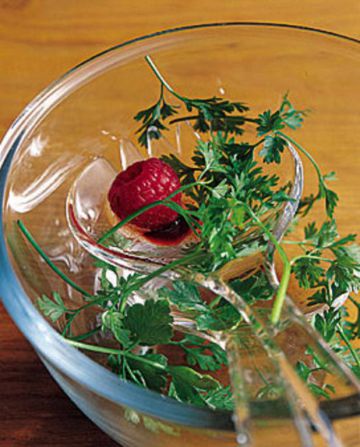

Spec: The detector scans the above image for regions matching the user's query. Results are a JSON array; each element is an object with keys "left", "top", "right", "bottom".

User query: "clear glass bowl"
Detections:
[{"left": 1, "top": 23, "right": 359, "bottom": 446}]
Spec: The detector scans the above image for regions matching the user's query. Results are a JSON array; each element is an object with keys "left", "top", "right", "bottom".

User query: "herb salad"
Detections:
[{"left": 18, "top": 56, "right": 360, "bottom": 411}]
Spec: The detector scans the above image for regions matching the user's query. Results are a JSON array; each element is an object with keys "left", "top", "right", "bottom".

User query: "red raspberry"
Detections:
[{"left": 108, "top": 158, "right": 182, "bottom": 230}]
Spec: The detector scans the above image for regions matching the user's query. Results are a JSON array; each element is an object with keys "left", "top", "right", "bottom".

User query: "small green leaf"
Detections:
[
  {"left": 37, "top": 292, "right": 67, "bottom": 322},
  {"left": 351, "top": 364, "right": 360, "bottom": 379},
  {"left": 212, "top": 179, "right": 229, "bottom": 198},
  {"left": 102, "top": 311, "right": 132, "bottom": 348},
  {"left": 295, "top": 361, "right": 311, "bottom": 381},
  {"left": 230, "top": 203, "right": 246, "bottom": 226},
  {"left": 169, "top": 365, "right": 220, "bottom": 390},
  {"left": 324, "top": 186, "right": 339, "bottom": 218},
  {"left": 196, "top": 302, "right": 240, "bottom": 331},
  {"left": 293, "top": 257, "right": 324, "bottom": 289},
  {"left": 314, "top": 311, "right": 340, "bottom": 343},
  {"left": 231, "top": 270, "right": 274, "bottom": 303},
  {"left": 202, "top": 386, "right": 234, "bottom": 411},
  {"left": 308, "top": 383, "right": 332, "bottom": 399},
  {"left": 127, "top": 353, "right": 168, "bottom": 391},
  {"left": 168, "top": 365, "right": 220, "bottom": 404},
  {"left": 256, "top": 110, "right": 284, "bottom": 136},
  {"left": 259, "top": 135, "right": 287, "bottom": 164},
  {"left": 159, "top": 281, "right": 206, "bottom": 313},
  {"left": 323, "top": 171, "right": 337, "bottom": 181},
  {"left": 124, "top": 300, "right": 173, "bottom": 346},
  {"left": 178, "top": 334, "right": 228, "bottom": 372},
  {"left": 279, "top": 94, "right": 307, "bottom": 130}
]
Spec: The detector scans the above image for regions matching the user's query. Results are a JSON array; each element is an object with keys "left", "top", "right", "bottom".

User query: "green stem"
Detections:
[
  {"left": 67, "top": 326, "right": 101, "bottom": 341},
  {"left": 252, "top": 138, "right": 265, "bottom": 149},
  {"left": 255, "top": 366, "right": 270, "bottom": 386},
  {"left": 62, "top": 314, "right": 76, "bottom": 337},
  {"left": 145, "top": 55, "right": 184, "bottom": 101},
  {"left": 159, "top": 83, "right": 164, "bottom": 101},
  {"left": 277, "top": 131, "right": 324, "bottom": 187},
  {"left": 290, "top": 255, "right": 334, "bottom": 265},
  {"left": 64, "top": 339, "right": 167, "bottom": 371},
  {"left": 169, "top": 115, "right": 259, "bottom": 126},
  {"left": 17, "top": 220, "right": 92, "bottom": 298},
  {"left": 62, "top": 297, "right": 109, "bottom": 337},
  {"left": 242, "top": 204, "right": 291, "bottom": 324},
  {"left": 271, "top": 261, "right": 291, "bottom": 324},
  {"left": 98, "top": 181, "right": 204, "bottom": 244},
  {"left": 160, "top": 200, "right": 201, "bottom": 233},
  {"left": 125, "top": 361, "right": 144, "bottom": 384},
  {"left": 282, "top": 240, "right": 308, "bottom": 246},
  {"left": 243, "top": 205, "right": 289, "bottom": 269},
  {"left": 337, "top": 325, "right": 360, "bottom": 368}
]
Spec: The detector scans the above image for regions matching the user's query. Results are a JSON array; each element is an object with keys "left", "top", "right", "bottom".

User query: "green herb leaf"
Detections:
[
  {"left": 202, "top": 385, "right": 234, "bottom": 411},
  {"left": 259, "top": 135, "right": 287, "bottom": 164},
  {"left": 159, "top": 280, "right": 206, "bottom": 313},
  {"left": 178, "top": 334, "right": 227, "bottom": 372},
  {"left": 196, "top": 301, "right": 240, "bottom": 331},
  {"left": 231, "top": 270, "right": 274, "bottom": 304},
  {"left": 327, "top": 246, "right": 360, "bottom": 293},
  {"left": 135, "top": 97, "right": 178, "bottom": 147},
  {"left": 256, "top": 110, "right": 284, "bottom": 136},
  {"left": 182, "top": 335, "right": 228, "bottom": 371},
  {"left": 279, "top": 94, "right": 307, "bottom": 130},
  {"left": 314, "top": 311, "right": 341, "bottom": 343},
  {"left": 127, "top": 353, "right": 168, "bottom": 391},
  {"left": 293, "top": 257, "right": 325, "bottom": 289},
  {"left": 124, "top": 300, "right": 173, "bottom": 345},
  {"left": 168, "top": 365, "right": 220, "bottom": 404},
  {"left": 319, "top": 182, "right": 339, "bottom": 218},
  {"left": 37, "top": 292, "right": 68, "bottom": 322},
  {"left": 102, "top": 311, "right": 132, "bottom": 348}
]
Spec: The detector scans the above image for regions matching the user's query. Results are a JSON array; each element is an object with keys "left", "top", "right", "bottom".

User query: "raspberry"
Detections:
[{"left": 108, "top": 157, "right": 182, "bottom": 230}]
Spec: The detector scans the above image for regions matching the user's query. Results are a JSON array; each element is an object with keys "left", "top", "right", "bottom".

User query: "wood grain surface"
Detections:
[{"left": 0, "top": 1, "right": 359, "bottom": 446}]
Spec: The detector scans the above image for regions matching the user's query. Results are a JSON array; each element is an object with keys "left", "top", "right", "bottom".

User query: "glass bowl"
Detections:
[{"left": 1, "top": 23, "right": 359, "bottom": 446}]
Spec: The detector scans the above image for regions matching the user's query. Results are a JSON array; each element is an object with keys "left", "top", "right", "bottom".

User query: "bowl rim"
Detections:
[{"left": 0, "top": 22, "right": 359, "bottom": 431}]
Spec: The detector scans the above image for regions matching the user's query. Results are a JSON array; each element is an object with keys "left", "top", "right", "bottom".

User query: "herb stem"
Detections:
[
  {"left": 162, "top": 200, "right": 201, "bottom": 234},
  {"left": 64, "top": 339, "right": 168, "bottom": 371},
  {"left": 337, "top": 325, "right": 360, "bottom": 368},
  {"left": 252, "top": 138, "right": 265, "bottom": 149},
  {"left": 282, "top": 240, "right": 308, "bottom": 246},
  {"left": 17, "top": 220, "right": 92, "bottom": 298},
  {"left": 277, "top": 131, "right": 324, "bottom": 187},
  {"left": 67, "top": 326, "right": 101, "bottom": 342},
  {"left": 242, "top": 205, "right": 291, "bottom": 324},
  {"left": 145, "top": 55, "right": 184, "bottom": 101},
  {"left": 290, "top": 255, "right": 334, "bottom": 265},
  {"left": 168, "top": 115, "right": 259, "bottom": 126},
  {"left": 62, "top": 298, "right": 108, "bottom": 337},
  {"left": 271, "top": 261, "right": 291, "bottom": 324}
]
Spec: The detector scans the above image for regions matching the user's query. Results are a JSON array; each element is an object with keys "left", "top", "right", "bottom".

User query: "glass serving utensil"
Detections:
[{"left": 66, "top": 128, "right": 360, "bottom": 446}]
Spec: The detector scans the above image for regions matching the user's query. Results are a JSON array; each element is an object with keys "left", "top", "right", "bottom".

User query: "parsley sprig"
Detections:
[
  {"left": 137, "top": 56, "right": 337, "bottom": 220},
  {"left": 136, "top": 55, "right": 254, "bottom": 141}
]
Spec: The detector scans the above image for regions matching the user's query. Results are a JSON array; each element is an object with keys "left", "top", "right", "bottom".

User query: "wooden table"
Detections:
[{"left": 0, "top": 1, "right": 359, "bottom": 446}]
